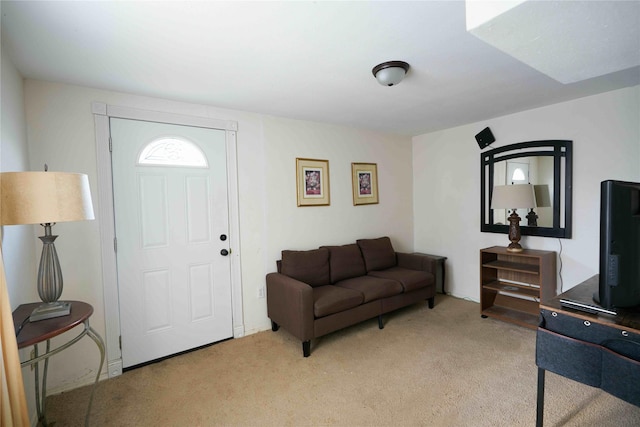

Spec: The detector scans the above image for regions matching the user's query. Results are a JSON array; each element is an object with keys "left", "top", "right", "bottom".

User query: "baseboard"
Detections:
[
  {"left": 233, "top": 325, "right": 245, "bottom": 338},
  {"left": 46, "top": 370, "right": 110, "bottom": 396},
  {"left": 108, "top": 358, "right": 123, "bottom": 378}
]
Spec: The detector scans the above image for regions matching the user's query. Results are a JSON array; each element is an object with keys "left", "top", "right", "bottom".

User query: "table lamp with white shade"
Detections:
[
  {"left": 491, "top": 184, "right": 536, "bottom": 252},
  {"left": 0, "top": 170, "right": 94, "bottom": 321}
]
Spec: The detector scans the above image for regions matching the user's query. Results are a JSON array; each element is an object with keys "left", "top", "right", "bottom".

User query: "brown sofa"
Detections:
[{"left": 266, "top": 237, "right": 439, "bottom": 357}]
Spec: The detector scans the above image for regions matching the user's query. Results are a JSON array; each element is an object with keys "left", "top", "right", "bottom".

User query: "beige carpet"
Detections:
[{"left": 47, "top": 296, "right": 640, "bottom": 426}]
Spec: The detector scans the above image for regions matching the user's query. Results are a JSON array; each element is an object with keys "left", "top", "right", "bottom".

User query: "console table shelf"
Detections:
[
  {"left": 482, "top": 281, "right": 540, "bottom": 297},
  {"left": 482, "top": 260, "right": 540, "bottom": 275},
  {"left": 480, "top": 246, "right": 557, "bottom": 330},
  {"left": 483, "top": 304, "right": 539, "bottom": 325}
]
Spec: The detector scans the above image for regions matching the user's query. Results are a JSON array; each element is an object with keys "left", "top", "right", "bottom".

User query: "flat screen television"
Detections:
[{"left": 594, "top": 180, "right": 640, "bottom": 310}]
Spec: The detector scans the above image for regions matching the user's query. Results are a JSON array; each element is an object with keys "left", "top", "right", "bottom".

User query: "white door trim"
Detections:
[{"left": 92, "top": 102, "right": 244, "bottom": 378}]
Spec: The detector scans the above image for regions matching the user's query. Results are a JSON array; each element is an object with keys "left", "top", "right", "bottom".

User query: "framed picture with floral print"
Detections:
[
  {"left": 351, "top": 162, "right": 379, "bottom": 205},
  {"left": 296, "top": 158, "right": 330, "bottom": 206}
]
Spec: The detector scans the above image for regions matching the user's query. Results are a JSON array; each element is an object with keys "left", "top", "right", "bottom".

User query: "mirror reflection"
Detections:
[
  {"left": 492, "top": 157, "right": 554, "bottom": 227},
  {"left": 481, "top": 140, "right": 572, "bottom": 239}
]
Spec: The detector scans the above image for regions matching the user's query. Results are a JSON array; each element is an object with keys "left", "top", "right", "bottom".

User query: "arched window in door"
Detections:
[
  {"left": 511, "top": 168, "right": 526, "bottom": 182},
  {"left": 507, "top": 161, "right": 529, "bottom": 185},
  {"left": 137, "top": 137, "right": 208, "bottom": 167}
]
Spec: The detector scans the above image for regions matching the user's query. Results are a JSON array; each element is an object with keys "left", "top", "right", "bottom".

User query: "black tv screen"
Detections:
[{"left": 596, "top": 180, "right": 640, "bottom": 310}]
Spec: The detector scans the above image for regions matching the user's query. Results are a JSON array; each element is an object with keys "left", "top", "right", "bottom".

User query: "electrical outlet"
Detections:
[{"left": 257, "top": 287, "right": 265, "bottom": 298}]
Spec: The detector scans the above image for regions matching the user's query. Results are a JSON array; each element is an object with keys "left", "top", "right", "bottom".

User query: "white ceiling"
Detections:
[
  {"left": 468, "top": 0, "right": 640, "bottom": 84},
  {"left": 2, "top": 1, "right": 639, "bottom": 136}
]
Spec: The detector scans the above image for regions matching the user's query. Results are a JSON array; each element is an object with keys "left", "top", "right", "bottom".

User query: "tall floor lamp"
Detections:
[
  {"left": 0, "top": 171, "right": 94, "bottom": 321},
  {"left": 491, "top": 184, "right": 536, "bottom": 253}
]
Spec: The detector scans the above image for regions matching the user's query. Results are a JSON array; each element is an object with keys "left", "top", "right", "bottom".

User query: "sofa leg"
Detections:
[
  {"left": 271, "top": 320, "right": 279, "bottom": 332},
  {"left": 427, "top": 297, "right": 435, "bottom": 309},
  {"left": 302, "top": 341, "right": 311, "bottom": 357},
  {"left": 378, "top": 315, "right": 384, "bottom": 329}
]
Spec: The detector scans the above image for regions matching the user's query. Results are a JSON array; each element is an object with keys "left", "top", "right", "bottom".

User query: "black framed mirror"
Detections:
[{"left": 481, "top": 140, "right": 572, "bottom": 238}]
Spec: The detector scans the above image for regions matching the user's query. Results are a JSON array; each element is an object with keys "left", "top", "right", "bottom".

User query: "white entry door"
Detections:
[{"left": 111, "top": 118, "right": 233, "bottom": 368}]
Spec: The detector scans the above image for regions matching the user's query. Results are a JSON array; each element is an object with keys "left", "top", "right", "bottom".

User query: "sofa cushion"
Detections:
[
  {"left": 313, "top": 285, "right": 364, "bottom": 318},
  {"left": 281, "top": 248, "right": 331, "bottom": 287},
  {"left": 322, "top": 244, "right": 367, "bottom": 283},
  {"left": 368, "top": 267, "right": 434, "bottom": 292},
  {"left": 356, "top": 237, "right": 397, "bottom": 271},
  {"left": 334, "top": 275, "right": 403, "bottom": 303}
]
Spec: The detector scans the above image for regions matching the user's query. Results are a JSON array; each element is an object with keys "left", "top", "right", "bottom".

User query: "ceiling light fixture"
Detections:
[{"left": 372, "top": 61, "right": 410, "bottom": 86}]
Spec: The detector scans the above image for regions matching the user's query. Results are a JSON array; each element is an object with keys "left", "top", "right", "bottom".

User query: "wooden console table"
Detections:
[
  {"left": 13, "top": 301, "right": 105, "bottom": 427},
  {"left": 536, "top": 276, "right": 640, "bottom": 426},
  {"left": 480, "top": 246, "right": 556, "bottom": 329}
]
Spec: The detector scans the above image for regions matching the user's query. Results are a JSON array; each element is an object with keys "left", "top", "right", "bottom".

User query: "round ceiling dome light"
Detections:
[{"left": 372, "top": 61, "right": 410, "bottom": 86}]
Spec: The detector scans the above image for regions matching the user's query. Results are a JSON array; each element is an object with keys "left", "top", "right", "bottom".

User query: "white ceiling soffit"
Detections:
[{"left": 467, "top": 0, "right": 640, "bottom": 84}]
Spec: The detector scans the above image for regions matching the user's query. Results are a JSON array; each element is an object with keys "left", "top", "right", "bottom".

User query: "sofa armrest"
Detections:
[
  {"left": 397, "top": 252, "right": 447, "bottom": 294},
  {"left": 266, "top": 273, "right": 315, "bottom": 341},
  {"left": 396, "top": 252, "right": 438, "bottom": 274}
]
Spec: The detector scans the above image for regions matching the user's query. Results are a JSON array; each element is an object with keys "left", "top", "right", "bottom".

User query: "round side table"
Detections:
[{"left": 13, "top": 301, "right": 105, "bottom": 427}]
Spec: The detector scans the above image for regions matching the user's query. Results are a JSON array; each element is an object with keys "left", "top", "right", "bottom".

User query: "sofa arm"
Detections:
[
  {"left": 397, "top": 252, "right": 447, "bottom": 294},
  {"left": 396, "top": 252, "right": 437, "bottom": 274},
  {"left": 266, "top": 273, "right": 315, "bottom": 342}
]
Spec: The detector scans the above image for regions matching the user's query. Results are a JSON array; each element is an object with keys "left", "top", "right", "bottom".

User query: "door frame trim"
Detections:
[{"left": 92, "top": 102, "right": 244, "bottom": 378}]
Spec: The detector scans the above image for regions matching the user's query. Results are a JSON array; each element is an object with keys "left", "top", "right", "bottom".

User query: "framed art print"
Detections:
[
  {"left": 352, "top": 162, "right": 379, "bottom": 205},
  {"left": 296, "top": 158, "right": 330, "bottom": 206}
]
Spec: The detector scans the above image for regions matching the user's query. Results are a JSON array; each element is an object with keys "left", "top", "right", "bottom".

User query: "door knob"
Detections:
[
  {"left": 220, "top": 234, "right": 227, "bottom": 241},
  {"left": 220, "top": 249, "right": 229, "bottom": 256}
]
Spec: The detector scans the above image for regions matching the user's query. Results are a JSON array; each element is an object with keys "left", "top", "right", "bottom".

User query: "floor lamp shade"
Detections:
[
  {"left": 1, "top": 171, "right": 94, "bottom": 320},
  {"left": 534, "top": 184, "right": 551, "bottom": 208},
  {"left": 527, "top": 184, "right": 552, "bottom": 226}
]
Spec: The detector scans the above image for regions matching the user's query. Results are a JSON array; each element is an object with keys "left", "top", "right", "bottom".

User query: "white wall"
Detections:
[
  {"left": 20, "top": 79, "right": 413, "bottom": 393},
  {"left": 1, "top": 45, "right": 39, "bottom": 423},
  {"left": 263, "top": 115, "right": 414, "bottom": 259},
  {"left": 1, "top": 46, "right": 38, "bottom": 307},
  {"left": 413, "top": 86, "right": 640, "bottom": 301}
]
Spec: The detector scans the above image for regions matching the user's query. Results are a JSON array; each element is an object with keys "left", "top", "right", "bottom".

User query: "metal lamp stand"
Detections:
[{"left": 30, "top": 223, "right": 71, "bottom": 322}]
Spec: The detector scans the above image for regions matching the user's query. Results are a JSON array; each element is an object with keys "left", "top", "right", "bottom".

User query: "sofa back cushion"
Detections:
[
  {"left": 280, "top": 248, "right": 331, "bottom": 287},
  {"left": 322, "top": 244, "right": 366, "bottom": 283},
  {"left": 356, "top": 237, "right": 397, "bottom": 271}
]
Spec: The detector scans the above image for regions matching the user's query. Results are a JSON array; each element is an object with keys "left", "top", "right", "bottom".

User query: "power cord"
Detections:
[
  {"left": 558, "top": 238, "right": 564, "bottom": 292},
  {"left": 15, "top": 315, "right": 30, "bottom": 337}
]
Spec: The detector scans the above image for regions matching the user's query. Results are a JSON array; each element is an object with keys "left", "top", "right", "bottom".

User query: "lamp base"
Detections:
[
  {"left": 506, "top": 210, "right": 524, "bottom": 253},
  {"left": 507, "top": 243, "right": 524, "bottom": 253},
  {"left": 526, "top": 208, "right": 538, "bottom": 227},
  {"left": 29, "top": 301, "right": 71, "bottom": 322}
]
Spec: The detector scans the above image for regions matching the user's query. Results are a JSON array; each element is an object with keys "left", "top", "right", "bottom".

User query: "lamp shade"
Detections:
[
  {"left": 491, "top": 184, "right": 536, "bottom": 209},
  {"left": 0, "top": 172, "right": 95, "bottom": 225}
]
